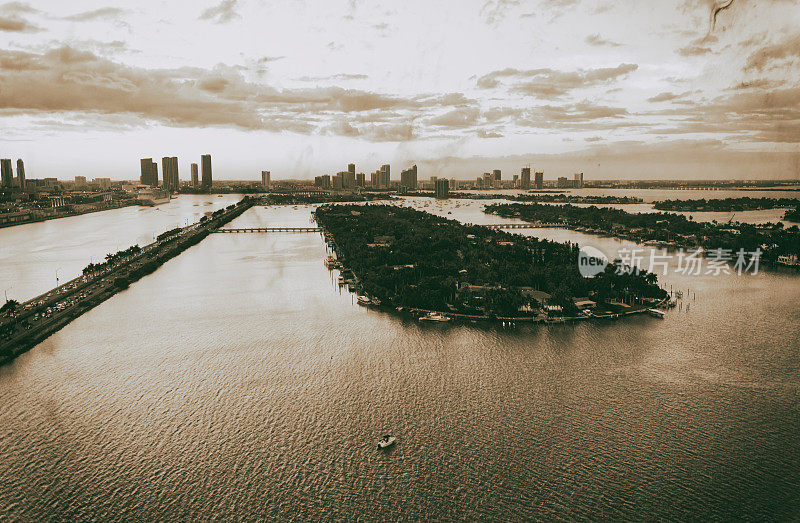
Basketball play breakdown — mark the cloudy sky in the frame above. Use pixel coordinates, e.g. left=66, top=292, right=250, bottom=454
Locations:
left=1, top=0, right=798, bottom=181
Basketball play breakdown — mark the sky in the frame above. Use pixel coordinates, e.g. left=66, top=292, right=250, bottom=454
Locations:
left=0, top=0, right=799, bottom=181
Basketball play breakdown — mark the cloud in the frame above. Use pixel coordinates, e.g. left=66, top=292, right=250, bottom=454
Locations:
left=428, top=107, right=481, bottom=128
left=585, top=33, right=621, bottom=47
left=647, top=92, right=689, bottom=103
left=0, top=1, right=39, bottom=32
left=477, top=129, right=503, bottom=138
left=297, top=73, right=368, bottom=82
left=0, top=45, right=473, bottom=140
left=478, top=63, right=638, bottom=98
left=63, top=7, right=127, bottom=22
left=745, top=32, right=800, bottom=71
left=199, top=0, right=239, bottom=23
left=677, top=44, right=714, bottom=56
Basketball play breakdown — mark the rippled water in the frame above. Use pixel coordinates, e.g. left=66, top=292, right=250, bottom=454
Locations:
left=1, top=197, right=799, bottom=520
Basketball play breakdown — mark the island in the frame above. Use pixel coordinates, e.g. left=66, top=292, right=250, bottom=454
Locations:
left=484, top=202, right=800, bottom=264
left=314, top=204, right=667, bottom=322
left=784, top=206, right=800, bottom=223
left=653, top=197, right=800, bottom=212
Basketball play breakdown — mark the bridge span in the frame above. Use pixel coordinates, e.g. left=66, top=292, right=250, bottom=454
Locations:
left=213, top=227, right=322, bottom=233
left=484, top=223, right=564, bottom=229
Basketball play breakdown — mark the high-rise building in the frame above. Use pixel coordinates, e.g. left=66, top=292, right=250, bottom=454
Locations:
left=16, top=159, right=25, bottom=189
left=332, top=173, right=343, bottom=190
left=95, top=178, right=111, bottom=190
left=435, top=178, right=449, bottom=199
left=557, top=176, right=570, bottom=188
left=356, top=172, right=365, bottom=187
left=482, top=172, right=492, bottom=189
left=75, top=176, right=87, bottom=186
left=534, top=171, right=544, bottom=190
left=348, top=163, right=355, bottom=177
left=493, top=169, right=501, bottom=188
left=380, top=164, right=390, bottom=188
left=162, top=156, right=179, bottom=192
left=574, top=172, right=584, bottom=189
left=1, top=159, right=13, bottom=188
left=521, top=167, right=531, bottom=189
left=140, top=158, right=158, bottom=187
left=201, top=154, right=212, bottom=188
left=513, top=174, right=519, bottom=187
left=340, top=170, right=355, bottom=189
left=262, top=170, right=271, bottom=190
left=400, top=164, right=417, bottom=190
left=190, top=163, right=199, bottom=187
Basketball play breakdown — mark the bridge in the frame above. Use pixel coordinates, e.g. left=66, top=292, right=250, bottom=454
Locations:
left=212, top=227, right=322, bottom=233
left=484, top=223, right=564, bottom=229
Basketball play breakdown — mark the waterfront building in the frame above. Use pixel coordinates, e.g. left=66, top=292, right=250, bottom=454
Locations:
left=140, top=158, right=158, bottom=187
left=482, top=172, right=492, bottom=189
left=162, top=156, right=179, bottom=192
left=535, top=171, right=544, bottom=190
left=1, top=159, right=13, bottom=188
left=190, top=163, right=199, bottom=187
left=16, top=159, right=25, bottom=189
left=435, top=178, right=450, bottom=199
left=521, top=167, right=531, bottom=189
left=400, top=164, right=418, bottom=190
left=380, top=164, right=390, bottom=188
left=262, top=170, right=271, bottom=190
left=513, top=174, right=519, bottom=187
left=574, top=172, right=584, bottom=189
left=74, top=176, right=87, bottom=186
left=493, top=169, right=501, bottom=187
left=201, top=154, right=212, bottom=188
left=557, top=176, right=570, bottom=188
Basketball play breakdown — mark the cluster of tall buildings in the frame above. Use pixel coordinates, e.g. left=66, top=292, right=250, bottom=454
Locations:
left=557, top=173, right=584, bottom=189
left=370, top=164, right=390, bottom=189
left=1, top=159, right=26, bottom=189
left=140, top=154, right=212, bottom=191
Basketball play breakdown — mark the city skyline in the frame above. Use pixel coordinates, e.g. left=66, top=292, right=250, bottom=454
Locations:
left=0, top=0, right=798, bottom=181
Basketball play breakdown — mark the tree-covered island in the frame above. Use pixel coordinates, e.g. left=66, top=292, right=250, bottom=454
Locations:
left=653, top=197, right=800, bottom=212
left=315, top=204, right=666, bottom=320
left=485, top=203, right=800, bottom=264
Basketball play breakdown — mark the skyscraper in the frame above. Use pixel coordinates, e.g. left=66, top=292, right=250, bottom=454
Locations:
left=348, top=163, right=355, bottom=177
left=162, top=156, right=179, bottom=192
left=16, top=159, right=25, bottom=189
left=482, top=172, right=492, bottom=189
left=201, top=154, right=212, bottom=188
left=140, top=158, right=158, bottom=187
left=1, top=159, right=13, bottom=188
left=534, top=171, right=544, bottom=190
left=435, top=178, right=449, bottom=199
left=493, top=169, right=501, bottom=188
left=521, top=167, right=531, bottom=189
left=574, top=172, right=584, bottom=189
left=262, top=170, right=271, bottom=190
left=356, top=172, right=365, bottom=187
left=400, top=164, right=417, bottom=190
left=191, top=163, right=199, bottom=187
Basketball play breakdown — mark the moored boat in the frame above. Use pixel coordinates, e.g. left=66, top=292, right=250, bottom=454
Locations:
left=648, top=308, right=666, bottom=318
left=356, top=295, right=371, bottom=306
left=419, top=312, right=450, bottom=322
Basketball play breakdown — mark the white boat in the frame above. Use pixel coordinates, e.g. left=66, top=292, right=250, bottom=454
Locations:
left=419, top=312, right=450, bottom=322
left=378, top=435, right=396, bottom=449
left=648, top=308, right=666, bottom=318
left=356, top=295, right=371, bottom=306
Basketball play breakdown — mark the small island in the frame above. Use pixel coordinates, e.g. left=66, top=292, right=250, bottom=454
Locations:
left=485, top=202, right=800, bottom=264
left=653, top=197, right=800, bottom=212
left=784, top=206, right=800, bottom=223
left=314, top=204, right=666, bottom=322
